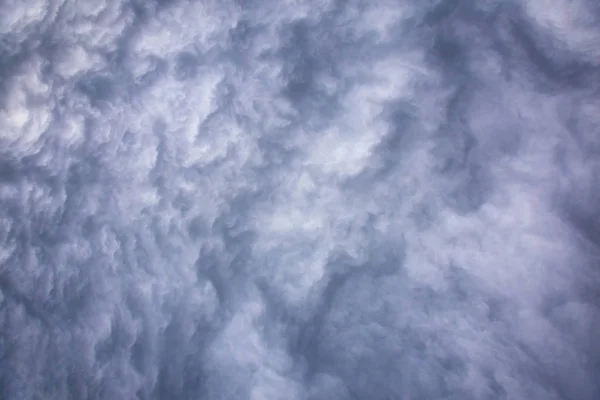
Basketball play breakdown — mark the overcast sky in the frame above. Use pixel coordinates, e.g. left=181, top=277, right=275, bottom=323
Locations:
left=1, top=0, right=599, bottom=399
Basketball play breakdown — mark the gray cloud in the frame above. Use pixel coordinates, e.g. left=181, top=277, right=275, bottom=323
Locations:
left=0, top=0, right=599, bottom=399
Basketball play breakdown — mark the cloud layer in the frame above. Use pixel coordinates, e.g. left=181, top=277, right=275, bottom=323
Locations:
left=1, top=0, right=599, bottom=399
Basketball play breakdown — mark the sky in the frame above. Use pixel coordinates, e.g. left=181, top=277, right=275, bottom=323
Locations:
left=0, top=0, right=599, bottom=399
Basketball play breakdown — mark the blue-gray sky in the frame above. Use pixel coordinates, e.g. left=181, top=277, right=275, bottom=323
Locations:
left=1, top=0, right=599, bottom=399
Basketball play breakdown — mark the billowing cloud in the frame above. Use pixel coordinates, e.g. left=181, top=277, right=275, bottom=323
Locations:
left=0, top=0, right=599, bottom=399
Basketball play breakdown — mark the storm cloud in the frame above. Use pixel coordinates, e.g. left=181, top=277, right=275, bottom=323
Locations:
left=1, top=0, right=599, bottom=399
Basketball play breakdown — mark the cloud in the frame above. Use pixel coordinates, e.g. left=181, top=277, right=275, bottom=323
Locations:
left=0, top=0, right=599, bottom=399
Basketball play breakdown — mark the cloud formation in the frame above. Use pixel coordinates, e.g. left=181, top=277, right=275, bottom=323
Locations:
left=1, top=0, right=599, bottom=399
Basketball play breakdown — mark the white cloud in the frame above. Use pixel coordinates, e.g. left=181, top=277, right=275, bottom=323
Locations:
left=0, top=0, right=599, bottom=399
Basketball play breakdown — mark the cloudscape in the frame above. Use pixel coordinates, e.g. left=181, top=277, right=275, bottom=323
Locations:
left=1, top=0, right=599, bottom=399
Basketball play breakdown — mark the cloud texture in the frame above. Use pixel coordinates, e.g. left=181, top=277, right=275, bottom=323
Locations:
left=1, top=0, right=599, bottom=399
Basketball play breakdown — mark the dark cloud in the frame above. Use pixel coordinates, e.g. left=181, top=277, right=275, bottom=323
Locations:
left=0, top=0, right=599, bottom=399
